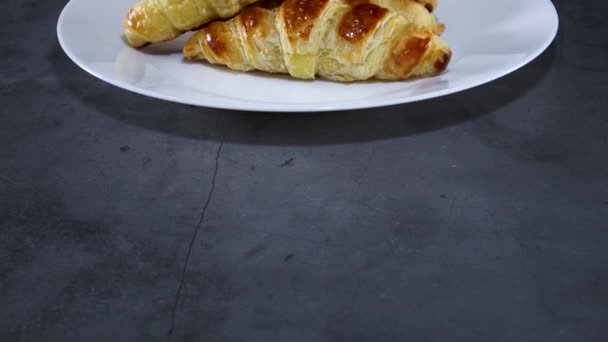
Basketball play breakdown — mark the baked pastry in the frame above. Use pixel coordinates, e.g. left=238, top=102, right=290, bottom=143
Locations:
left=123, top=0, right=262, bottom=48
left=415, top=0, right=438, bottom=12
left=372, top=0, right=444, bottom=34
left=183, top=0, right=451, bottom=81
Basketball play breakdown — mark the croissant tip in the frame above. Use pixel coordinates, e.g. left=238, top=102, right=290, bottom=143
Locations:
left=182, top=44, right=198, bottom=59
left=434, top=49, right=452, bottom=73
left=123, top=31, right=148, bottom=48
left=434, top=23, right=445, bottom=35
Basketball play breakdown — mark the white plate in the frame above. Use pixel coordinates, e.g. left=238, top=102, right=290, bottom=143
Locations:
left=57, top=0, right=558, bottom=112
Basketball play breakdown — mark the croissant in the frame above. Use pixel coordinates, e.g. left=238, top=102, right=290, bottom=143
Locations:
left=183, top=0, right=451, bottom=82
left=123, top=0, right=262, bottom=48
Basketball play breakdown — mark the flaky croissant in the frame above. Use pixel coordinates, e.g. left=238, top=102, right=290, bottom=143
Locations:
left=123, top=0, right=262, bottom=48
left=183, top=0, right=451, bottom=82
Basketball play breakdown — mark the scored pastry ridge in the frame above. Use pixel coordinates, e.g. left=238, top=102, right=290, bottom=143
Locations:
left=123, top=0, right=262, bottom=48
left=183, top=0, right=451, bottom=82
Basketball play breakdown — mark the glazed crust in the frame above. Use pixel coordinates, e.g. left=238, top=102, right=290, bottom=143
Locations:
left=183, top=0, right=451, bottom=81
left=123, top=0, right=262, bottom=48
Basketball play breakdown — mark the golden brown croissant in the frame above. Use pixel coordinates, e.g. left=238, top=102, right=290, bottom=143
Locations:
left=123, top=0, right=262, bottom=48
left=183, top=0, right=451, bottom=82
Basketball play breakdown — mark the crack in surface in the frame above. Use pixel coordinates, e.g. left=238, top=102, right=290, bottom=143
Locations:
left=166, top=119, right=225, bottom=342
left=277, top=157, right=294, bottom=168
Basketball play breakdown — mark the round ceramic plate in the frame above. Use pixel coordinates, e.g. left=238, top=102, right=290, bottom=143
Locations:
left=57, top=0, right=558, bottom=112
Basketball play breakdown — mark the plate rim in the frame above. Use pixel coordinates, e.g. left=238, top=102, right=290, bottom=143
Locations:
left=56, top=0, right=559, bottom=113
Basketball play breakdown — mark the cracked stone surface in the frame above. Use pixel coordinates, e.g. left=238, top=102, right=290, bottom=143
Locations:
left=2, top=0, right=608, bottom=341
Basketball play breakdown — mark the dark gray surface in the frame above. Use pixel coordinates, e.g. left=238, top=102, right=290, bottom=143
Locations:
left=1, top=1, right=607, bottom=341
